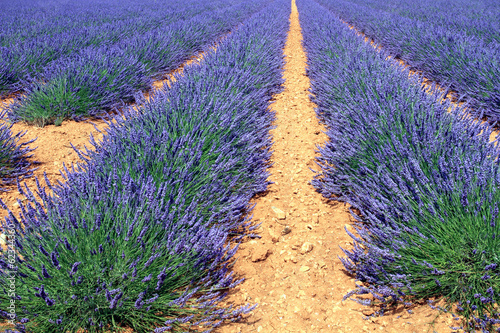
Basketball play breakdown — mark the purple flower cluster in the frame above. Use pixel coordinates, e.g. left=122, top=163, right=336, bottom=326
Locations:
left=0, top=110, right=38, bottom=191
left=299, top=0, right=500, bottom=331
left=0, top=0, right=289, bottom=331
left=313, top=0, right=500, bottom=122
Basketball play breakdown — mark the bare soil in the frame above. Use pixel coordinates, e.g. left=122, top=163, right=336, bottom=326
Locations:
left=0, top=1, right=463, bottom=332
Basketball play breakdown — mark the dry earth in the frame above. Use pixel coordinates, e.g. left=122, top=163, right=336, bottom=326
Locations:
left=0, top=1, right=469, bottom=332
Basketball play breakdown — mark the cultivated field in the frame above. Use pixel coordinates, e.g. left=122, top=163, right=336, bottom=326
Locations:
left=0, top=0, right=499, bottom=332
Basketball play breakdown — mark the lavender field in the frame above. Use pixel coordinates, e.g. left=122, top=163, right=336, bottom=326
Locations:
left=0, top=0, right=499, bottom=332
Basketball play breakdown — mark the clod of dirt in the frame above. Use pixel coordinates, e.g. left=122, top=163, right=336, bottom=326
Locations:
left=251, top=247, right=271, bottom=262
left=268, top=228, right=280, bottom=243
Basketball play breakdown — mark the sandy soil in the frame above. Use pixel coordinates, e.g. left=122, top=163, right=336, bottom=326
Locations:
left=0, top=2, right=462, bottom=332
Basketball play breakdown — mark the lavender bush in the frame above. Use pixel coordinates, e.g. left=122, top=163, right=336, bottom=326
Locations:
left=298, top=0, right=500, bottom=331
left=0, top=111, right=37, bottom=191
left=7, top=47, right=151, bottom=127
left=0, top=0, right=289, bottom=331
left=313, top=0, right=500, bottom=123
left=0, top=48, right=26, bottom=95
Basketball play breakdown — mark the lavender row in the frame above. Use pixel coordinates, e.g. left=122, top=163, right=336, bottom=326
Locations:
left=0, top=0, right=181, bottom=47
left=342, top=0, right=500, bottom=45
left=0, top=0, right=236, bottom=95
left=5, top=0, right=265, bottom=127
left=313, top=0, right=500, bottom=123
left=298, top=0, right=500, bottom=331
left=0, top=0, right=289, bottom=331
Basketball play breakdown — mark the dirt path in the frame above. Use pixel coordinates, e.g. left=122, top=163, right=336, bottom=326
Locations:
left=218, top=1, right=456, bottom=332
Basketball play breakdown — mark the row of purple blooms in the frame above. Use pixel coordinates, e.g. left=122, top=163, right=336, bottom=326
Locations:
left=299, top=0, right=500, bottom=331
left=0, top=111, right=37, bottom=192
left=0, top=0, right=235, bottom=94
left=313, top=0, right=500, bottom=124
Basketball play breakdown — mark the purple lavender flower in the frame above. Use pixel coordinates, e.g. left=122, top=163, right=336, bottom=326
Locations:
left=50, top=252, right=60, bottom=269
left=41, top=265, right=52, bottom=279
left=39, top=245, right=50, bottom=257
left=109, top=292, right=123, bottom=309
left=134, top=292, right=145, bottom=309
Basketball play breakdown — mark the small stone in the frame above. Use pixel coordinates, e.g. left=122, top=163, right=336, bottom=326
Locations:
left=257, top=326, right=263, bottom=332
left=281, top=225, right=292, bottom=235
left=271, top=206, right=286, bottom=220
left=297, top=290, right=307, bottom=298
left=299, top=266, right=310, bottom=272
left=251, top=248, right=270, bottom=262
left=300, top=242, right=314, bottom=254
